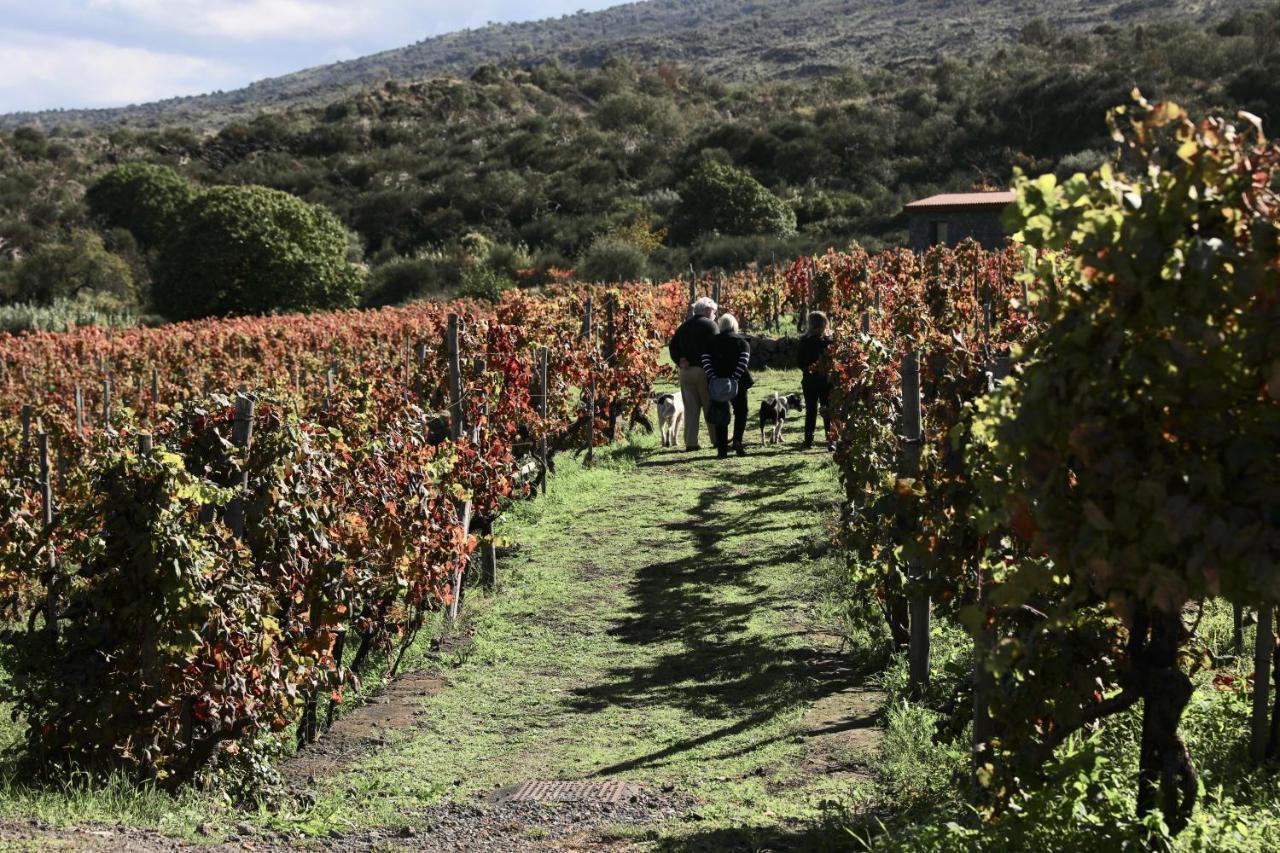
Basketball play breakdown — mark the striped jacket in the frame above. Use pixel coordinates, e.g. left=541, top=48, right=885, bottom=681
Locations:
left=700, top=333, right=753, bottom=390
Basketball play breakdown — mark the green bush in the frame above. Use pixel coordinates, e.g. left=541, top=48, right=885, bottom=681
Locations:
left=362, top=255, right=460, bottom=307
left=578, top=235, right=649, bottom=283
left=13, top=230, right=137, bottom=306
left=154, top=185, right=365, bottom=320
left=85, top=163, right=197, bottom=250
left=456, top=264, right=512, bottom=302
left=691, top=233, right=813, bottom=271
left=674, top=160, right=797, bottom=240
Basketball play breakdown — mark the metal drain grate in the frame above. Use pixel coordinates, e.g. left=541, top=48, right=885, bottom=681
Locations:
left=505, top=780, right=633, bottom=803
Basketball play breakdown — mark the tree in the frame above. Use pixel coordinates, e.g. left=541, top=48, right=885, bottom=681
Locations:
left=13, top=230, right=135, bottom=306
left=154, top=186, right=364, bottom=320
left=1019, top=17, right=1053, bottom=47
left=85, top=163, right=198, bottom=250
left=578, top=235, right=649, bottom=283
left=673, top=160, right=796, bottom=241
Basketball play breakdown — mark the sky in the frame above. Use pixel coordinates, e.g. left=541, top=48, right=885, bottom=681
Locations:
left=0, top=0, right=622, bottom=114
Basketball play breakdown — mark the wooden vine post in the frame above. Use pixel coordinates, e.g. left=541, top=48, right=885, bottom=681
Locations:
left=582, top=298, right=595, bottom=467
left=1252, top=607, right=1274, bottom=762
left=470, top=356, right=498, bottom=593
left=414, top=342, right=428, bottom=399
left=481, top=523, right=498, bottom=591
left=712, top=274, right=722, bottom=308
left=74, top=385, right=84, bottom=437
left=445, top=315, right=471, bottom=624
left=537, top=346, right=550, bottom=497
left=687, top=268, right=697, bottom=317
left=20, top=404, right=31, bottom=460
left=38, top=431, right=57, bottom=648
left=901, top=350, right=929, bottom=698
left=447, top=314, right=464, bottom=441
left=224, top=394, right=255, bottom=540
left=972, top=356, right=1012, bottom=780
left=604, top=294, right=619, bottom=440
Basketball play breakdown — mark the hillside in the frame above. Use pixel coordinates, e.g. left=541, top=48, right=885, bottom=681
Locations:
left=1, top=0, right=1265, bottom=130
left=5, top=4, right=1280, bottom=330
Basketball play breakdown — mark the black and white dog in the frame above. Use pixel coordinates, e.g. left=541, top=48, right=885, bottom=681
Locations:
left=758, top=392, right=803, bottom=445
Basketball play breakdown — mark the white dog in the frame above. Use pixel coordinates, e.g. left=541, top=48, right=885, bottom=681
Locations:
left=655, top=392, right=684, bottom=448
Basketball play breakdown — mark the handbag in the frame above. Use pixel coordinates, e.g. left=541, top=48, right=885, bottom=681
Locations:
left=709, top=376, right=739, bottom=403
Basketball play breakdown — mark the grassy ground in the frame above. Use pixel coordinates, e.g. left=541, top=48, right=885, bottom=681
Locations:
left=279, top=367, right=867, bottom=847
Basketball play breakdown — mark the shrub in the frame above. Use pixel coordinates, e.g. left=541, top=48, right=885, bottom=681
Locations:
left=154, top=185, right=365, bottom=320
left=13, top=230, right=137, bottom=306
left=362, top=255, right=460, bottom=307
left=691, top=233, right=813, bottom=271
left=457, top=265, right=513, bottom=302
left=673, top=160, right=797, bottom=240
left=85, top=163, right=198, bottom=250
left=578, top=235, right=650, bottom=283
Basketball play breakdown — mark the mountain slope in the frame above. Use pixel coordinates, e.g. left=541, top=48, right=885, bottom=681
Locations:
left=2, top=0, right=1264, bottom=129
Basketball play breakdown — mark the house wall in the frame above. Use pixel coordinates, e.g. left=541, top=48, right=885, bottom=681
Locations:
left=907, top=210, right=1007, bottom=252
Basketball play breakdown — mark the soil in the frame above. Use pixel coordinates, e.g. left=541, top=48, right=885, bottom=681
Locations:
left=0, top=791, right=701, bottom=852
left=306, top=791, right=702, bottom=852
left=0, top=821, right=213, bottom=852
left=282, top=670, right=450, bottom=787
left=797, top=685, right=885, bottom=783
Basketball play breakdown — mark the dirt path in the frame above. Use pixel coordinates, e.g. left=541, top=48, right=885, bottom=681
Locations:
left=0, top=385, right=884, bottom=851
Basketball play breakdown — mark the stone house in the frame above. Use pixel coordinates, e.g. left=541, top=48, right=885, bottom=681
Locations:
left=904, top=191, right=1015, bottom=252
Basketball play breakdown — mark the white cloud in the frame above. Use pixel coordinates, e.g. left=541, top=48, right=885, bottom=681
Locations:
left=0, top=31, right=241, bottom=112
left=0, top=0, right=626, bottom=112
left=85, top=0, right=372, bottom=39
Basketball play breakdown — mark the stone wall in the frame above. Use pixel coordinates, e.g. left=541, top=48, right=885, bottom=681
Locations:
left=742, top=334, right=801, bottom=371
left=908, top=210, right=1006, bottom=252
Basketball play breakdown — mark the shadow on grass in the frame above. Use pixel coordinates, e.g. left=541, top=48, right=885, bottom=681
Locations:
left=570, top=453, right=861, bottom=769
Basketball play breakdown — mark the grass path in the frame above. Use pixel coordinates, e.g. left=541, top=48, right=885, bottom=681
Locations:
left=291, top=372, right=884, bottom=849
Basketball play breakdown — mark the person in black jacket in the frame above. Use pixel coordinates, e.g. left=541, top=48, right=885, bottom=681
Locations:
left=700, top=313, right=753, bottom=458
left=668, top=297, right=719, bottom=450
left=798, top=311, right=832, bottom=449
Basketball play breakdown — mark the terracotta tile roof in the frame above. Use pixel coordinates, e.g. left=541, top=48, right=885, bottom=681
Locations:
left=904, top=191, right=1016, bottom=212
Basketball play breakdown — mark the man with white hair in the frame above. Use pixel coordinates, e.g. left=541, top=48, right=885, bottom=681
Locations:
left=667, top=296, right=719, bottom=450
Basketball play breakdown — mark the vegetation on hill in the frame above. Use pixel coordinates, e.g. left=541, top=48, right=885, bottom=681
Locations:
left=2, top=6, right=1280, bottom=323
left=0, top=0, right=1262, bottom=130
